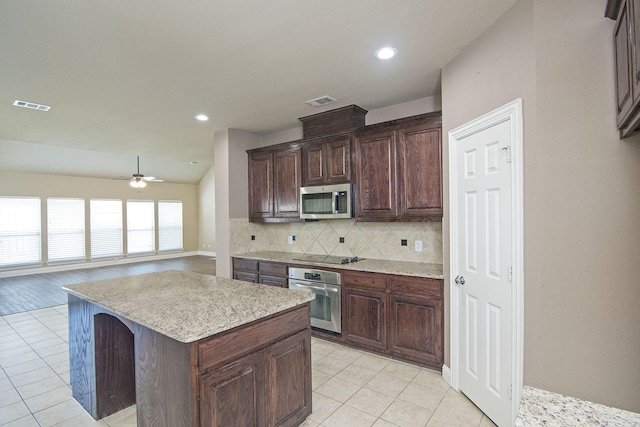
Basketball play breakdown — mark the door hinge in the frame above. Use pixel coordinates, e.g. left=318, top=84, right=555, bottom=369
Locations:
left=508, top=266, right=513, bottom=283
left=501, top=146, right=512, bottom=163
left=508, top=384, right=512, bottom=400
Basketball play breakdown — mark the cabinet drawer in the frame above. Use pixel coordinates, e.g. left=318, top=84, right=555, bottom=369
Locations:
left=259, top=262, right=287, bottom=277
left=259, top=275, right=287, bottom=288
left=234, top=272, right=258, bottom=283
left=388, top=276, right=442, bottom=299
left=198, top=305, right=309, bottom=372
left=343, top=271, right=386, bottom=290
left=234, top=258, right=258, bottom=272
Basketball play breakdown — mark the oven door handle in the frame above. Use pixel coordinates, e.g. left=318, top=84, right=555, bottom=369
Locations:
left=289, top=282, right=338, bottom=296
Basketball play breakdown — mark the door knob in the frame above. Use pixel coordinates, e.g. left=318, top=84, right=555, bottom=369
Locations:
left=455, top=275, right=466, bottom=285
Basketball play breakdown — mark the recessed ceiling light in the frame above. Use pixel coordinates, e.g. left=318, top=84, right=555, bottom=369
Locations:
left=190, top=161, right=198, bottom=165
left=195, top=114, right=209, bottom=121
left=375, top=47, right=398, bottom=60
left=13, top=99, right=51, bottom=111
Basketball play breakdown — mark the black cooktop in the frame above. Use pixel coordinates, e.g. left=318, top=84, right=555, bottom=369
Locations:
left=293, top=254, right=363, bottom=265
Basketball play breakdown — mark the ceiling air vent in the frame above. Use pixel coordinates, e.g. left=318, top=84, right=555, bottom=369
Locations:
left=13, top=100, right=51, bottom=111
left=305, top=96, right=337, bottom=108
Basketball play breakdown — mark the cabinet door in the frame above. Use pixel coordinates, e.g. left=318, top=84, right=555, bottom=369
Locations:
left=274, top=147, right=302, bottom=218
left=302, top=142, right=325, bottom=186
left=615, top=0, right=634, bottom=124
left=397, top=123, right=443, bottom=220
left=632, top=0, right=640, bottom=101
left=248, top=151, right=274, bottom=220
left=354, top=130, right=398, bottom=220
left=264, top=330, right=312, bottom=427
left=343, top=286, right=387, bottom=351
left=325, top=136, right=351, bottom=184
left=388, top=277, right=443, bottom=369
left=199, top=352, right=264, bottom=427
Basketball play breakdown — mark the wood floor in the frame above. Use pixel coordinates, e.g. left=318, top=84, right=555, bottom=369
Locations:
left=0, top=256, right=216, bottom=315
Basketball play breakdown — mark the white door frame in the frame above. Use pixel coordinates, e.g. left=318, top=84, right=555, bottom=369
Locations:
left=448, top=99, right=524, bottom=424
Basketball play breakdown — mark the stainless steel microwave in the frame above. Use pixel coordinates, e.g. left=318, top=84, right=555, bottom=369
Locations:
left=300, top=183, right=352, bottom=219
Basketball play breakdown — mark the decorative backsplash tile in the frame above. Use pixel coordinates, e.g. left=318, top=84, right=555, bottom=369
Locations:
left=230, top=218, right=443, bottom=264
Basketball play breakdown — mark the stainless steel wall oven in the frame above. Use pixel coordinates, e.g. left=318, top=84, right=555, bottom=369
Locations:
left=288, top=267, right=341, bottom=334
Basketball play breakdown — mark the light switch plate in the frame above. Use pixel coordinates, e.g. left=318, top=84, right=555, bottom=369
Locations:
left=415, top=240, right=423, bottom=252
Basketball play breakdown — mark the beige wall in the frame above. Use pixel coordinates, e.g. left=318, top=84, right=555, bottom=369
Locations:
left=198, top=166, right=216, bottom=252
left=0, top=170, right=200, bottom=262
left=442, top=0, right=640, bottom=412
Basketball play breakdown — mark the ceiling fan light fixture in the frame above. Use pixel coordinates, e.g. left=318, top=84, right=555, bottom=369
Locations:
left=130, top=179, right=146, bottom=189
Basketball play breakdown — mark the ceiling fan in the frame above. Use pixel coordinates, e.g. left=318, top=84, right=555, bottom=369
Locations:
left=114, top=156, right=164, bottom=188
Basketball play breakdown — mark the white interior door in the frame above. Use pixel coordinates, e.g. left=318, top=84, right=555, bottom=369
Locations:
left=455, top=119, right=512, bottom=426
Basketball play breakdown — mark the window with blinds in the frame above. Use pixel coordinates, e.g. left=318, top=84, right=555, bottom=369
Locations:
left=47, top=198, right=86, bottom=263
left=127, top=200, right=155, bottom=255
left=158, top=201, right=183, bottom=252
left=0, top=197, right=42, bottom=268
left=90, top=199, right=123, bottom=259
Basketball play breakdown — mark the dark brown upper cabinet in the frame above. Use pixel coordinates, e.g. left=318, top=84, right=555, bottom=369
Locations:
left=248, top=144, right=302, bottom=222
left=354, top=112, right=443, bottom=222
left=607, top=0, right=640, bottom=137
left=302, top=135, right=352, bottom=186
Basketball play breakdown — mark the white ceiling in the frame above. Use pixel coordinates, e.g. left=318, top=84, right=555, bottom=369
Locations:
left=0, top=0, right=517, bottom=184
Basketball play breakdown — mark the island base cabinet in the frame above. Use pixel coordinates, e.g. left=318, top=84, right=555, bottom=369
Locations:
left=265, top=331, right=312, bottom=427
left=200, top=352, right=264, bottom=427
left=199, top=331, right=310, bottom=427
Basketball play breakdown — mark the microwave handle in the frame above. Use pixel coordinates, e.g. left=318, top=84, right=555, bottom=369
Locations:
left=333, top=192, right=339, bottom=214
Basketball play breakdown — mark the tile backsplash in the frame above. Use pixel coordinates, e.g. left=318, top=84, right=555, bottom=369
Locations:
left=230, top=218, right=443, bottom=264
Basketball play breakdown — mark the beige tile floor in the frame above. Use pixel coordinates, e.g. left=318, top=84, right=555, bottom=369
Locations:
left=0, top=305, right=495, bottom=427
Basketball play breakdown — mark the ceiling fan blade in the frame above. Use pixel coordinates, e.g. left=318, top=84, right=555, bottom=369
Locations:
left=112, top=176, right=133, bottom=180
left=145, top=178, right=164, bottom=182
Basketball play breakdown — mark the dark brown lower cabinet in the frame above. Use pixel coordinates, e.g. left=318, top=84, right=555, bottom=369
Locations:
left=200, top=352, right=263, bottom=427
left=200, top=330, right=310, bottom=427
left=342, top=271, right=443, bottom=370
left=343, top=283, right=387, bottom=352
left=233, top=258, right=288, bottom=287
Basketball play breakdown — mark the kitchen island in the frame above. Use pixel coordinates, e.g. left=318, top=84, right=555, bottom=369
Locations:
left=63, top=270, right=314, bottom=427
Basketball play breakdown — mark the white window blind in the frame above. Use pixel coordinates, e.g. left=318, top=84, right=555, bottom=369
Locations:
left=90, top=199, right=123, bottom=259
left=127, top=200, right=155, bottom=255
left=47, top=198, right=86, bottom=263
left=158, top=201, right=183, bottom=252
left=0, top=197, right=42, bottom=268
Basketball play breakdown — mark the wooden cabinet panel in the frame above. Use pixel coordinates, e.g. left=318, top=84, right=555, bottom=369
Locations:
left=234, top=271, right=258, bottom=283
left=302, top=135, right=351, bottom=186
left=259, top=275, right=287, bottom=287
left=265, top=331, right=312, bottom=427
left=259, top=261, right=287, bottom=277
left=199, top=352, right=263, bottom=427
left=615, top=0, right=633, bottom=124
left=343, top=286, right=387, bottom=351
left=248, top=151, right=274, bottom=220
left=397, top=124, right=443, bottom=220
left=354, top=129, right=398, bottom=220
left=388, top=275, right=443, bottom=369
left=274, top=147, right=302, bottom=218
left=389, top=293, right=443, bottom=368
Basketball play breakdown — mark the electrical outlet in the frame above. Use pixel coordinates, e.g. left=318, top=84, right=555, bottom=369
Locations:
left=401, top=239, right=407, bottom=246
left=339, top=237, right=345, bottom=243
left=415, top=240, right=423, bottom=252
left=288, top=235, right=295, bottom=244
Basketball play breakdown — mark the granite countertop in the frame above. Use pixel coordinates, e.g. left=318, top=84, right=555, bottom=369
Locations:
left=63, top=270, right=314, bottom=344
left=232, top=250, right=444, bottom=279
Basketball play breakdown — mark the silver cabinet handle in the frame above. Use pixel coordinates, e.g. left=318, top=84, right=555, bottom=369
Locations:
left=455, top=275, right=466, bottom=285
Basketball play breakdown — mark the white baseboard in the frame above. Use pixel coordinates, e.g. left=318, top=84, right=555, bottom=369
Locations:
left=0, top=251, right=214, bottom=278
left=442, top=364, right=452, bottom=387
left=197, top=251, right=217, bottom=257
